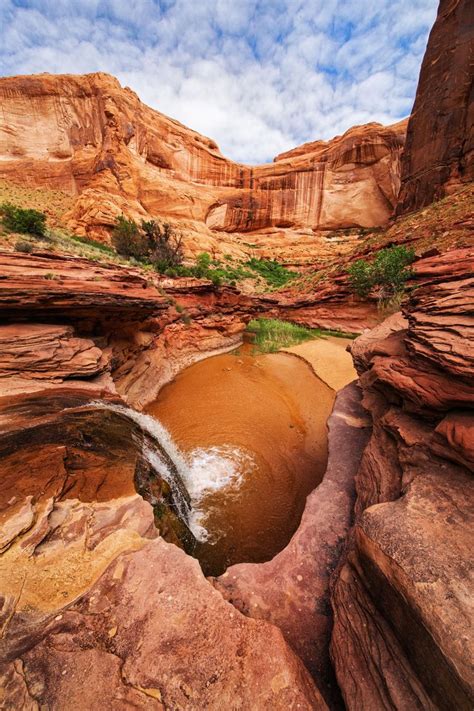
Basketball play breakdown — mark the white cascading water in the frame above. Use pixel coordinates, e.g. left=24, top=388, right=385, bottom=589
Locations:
left=88, top=402, right=251, bottom=542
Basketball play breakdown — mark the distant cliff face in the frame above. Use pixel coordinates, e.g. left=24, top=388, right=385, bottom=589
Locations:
left=0, top=72, right=406, bottom=244
left=397, top=0, right=474, bottom=214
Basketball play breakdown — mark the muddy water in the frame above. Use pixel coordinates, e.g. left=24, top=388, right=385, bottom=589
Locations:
left=146, top=349, right=335, bottom=575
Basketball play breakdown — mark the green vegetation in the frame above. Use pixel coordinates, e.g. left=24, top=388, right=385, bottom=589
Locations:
left=167, top=252, right=252, bottom=285
left=0, top=202, right=47, bottom=237
left=112, top=216, right=184, bottom=271
left=245, top=257, right=298, bottom=287
left=1, top=204, right=298, bottom=291
left=165, top=253, right=298, bottom=288
left=246, top=318, right=355, bottom=354
left=70, top=234, right=116, bottom=254
left=347, top=245, right=416, bottom=302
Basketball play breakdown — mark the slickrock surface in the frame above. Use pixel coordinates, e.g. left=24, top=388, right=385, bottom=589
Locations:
left=0, top=323, right=107, bottom=378
left=1, top=536, right=325, bottom=710
left=397, top=0, right=474, bottom=214
left=0, top=424, right=325, bottom=710
left=216, top=382, right=371, bottom=707
left=0, top=250, right=327, bottom=710
left=330, top=247, right=474, bottom=710
left=0, top=72, right=405, bottom=254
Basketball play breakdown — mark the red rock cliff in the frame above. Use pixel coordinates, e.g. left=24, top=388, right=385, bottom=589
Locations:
left=0, top=73, right=406, bottom=244
left=397, top=0, right=474, bottom=214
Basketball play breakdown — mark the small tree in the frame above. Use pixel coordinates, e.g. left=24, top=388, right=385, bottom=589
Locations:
left=346, top=259, right=373, bottom=298
left=347, top=245, right=415, bottom=303
left=111, top=216, right=184, bottom=271
left=112, top=216, right=148, bottom=259
left=143, top=220, right=184, bottom=272
left=0, top=202, right=46, bottom=237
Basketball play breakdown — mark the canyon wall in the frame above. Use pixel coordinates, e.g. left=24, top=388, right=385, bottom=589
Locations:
left=397, top=0, right=474, bottom=214
left=0, top=72, right=406, bottom=248
left=328, top=5, right=474, bottom=704
left=0, top=250, right=332, bottom=709
left=330, top=248, right=474, bottom=710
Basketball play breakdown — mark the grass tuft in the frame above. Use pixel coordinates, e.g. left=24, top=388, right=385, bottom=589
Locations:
left=246, top=318, right=357, bottom=353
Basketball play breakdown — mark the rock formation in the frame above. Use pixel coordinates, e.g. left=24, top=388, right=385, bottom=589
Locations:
left=397, top=0, right=474, bottom=214
left=0, top=249, right=329, bottom=708
left=330, top=247, right=474, bottom=710
left=0, top=0, right=472, bottom=707
left=215, top=382, right=371, bottom=707
left=0, top=72, right=406, bottom=254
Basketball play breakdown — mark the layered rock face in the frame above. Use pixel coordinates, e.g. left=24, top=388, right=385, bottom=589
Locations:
left=397, top=0, right=474, bottom=213
left=330, top=248, right=474, bottom=710
left=0, top=250, right=329, bottom=708
left=0, top=72, right=406, bottom=250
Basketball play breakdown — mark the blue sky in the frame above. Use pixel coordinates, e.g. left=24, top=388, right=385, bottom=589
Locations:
left=0, top=0, right=439, bottom=163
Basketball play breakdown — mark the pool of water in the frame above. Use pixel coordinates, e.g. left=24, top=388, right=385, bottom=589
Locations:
left=146, top=347, right=335, bottom=575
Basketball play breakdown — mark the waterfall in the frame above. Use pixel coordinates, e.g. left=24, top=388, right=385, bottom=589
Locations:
left=78, top=401, right=253, bottom=545
left=87, top=401, right=209, bottom=541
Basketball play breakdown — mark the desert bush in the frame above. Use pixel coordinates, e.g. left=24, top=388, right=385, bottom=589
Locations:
left=347, top=245, right=415, bottom=302
left=15, top=240, right=34, bottom=253
left=146, top=220, right=184, bottom=272
left=346, top=259, right=373, bottom=298
left=112, top=216, right=184, bottom=271
left=111, top=216, right=148, bottom=260
left=245, top=257, right=298, bottom=287
left=0, top=202, right=47, bottom=237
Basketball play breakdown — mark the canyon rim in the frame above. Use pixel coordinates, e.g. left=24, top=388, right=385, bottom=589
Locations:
left=0, top=0, right=473, bottom=710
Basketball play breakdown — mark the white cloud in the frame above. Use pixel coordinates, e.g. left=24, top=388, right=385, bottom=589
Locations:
left=0, top=0, right=438, bottom=163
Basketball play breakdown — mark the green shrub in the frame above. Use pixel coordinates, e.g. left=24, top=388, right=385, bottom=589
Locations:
left=245, top=257, right=298, bottom=287
left=144, top=220, right=184, bottom=271
left=346, top=259, right=373, bottom=298
left=347, top=246, right=415, bottom=302
left=111, top=216, right=184, bottom=271
left=0, top=202, right=47, bottom=237
left=111, top=216, right=148, bottom=260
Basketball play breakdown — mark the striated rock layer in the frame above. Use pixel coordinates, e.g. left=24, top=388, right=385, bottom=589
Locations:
left=0, top=72, right=406, bottom=252
left=330, top=247, right=474, bottom=710
left=0, top=249, right=327, bottom=708
left=397, top=0, right=474, bottom=214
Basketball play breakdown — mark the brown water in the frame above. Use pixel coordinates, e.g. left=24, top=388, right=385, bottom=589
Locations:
left=146, top=349, right=335, bottom=575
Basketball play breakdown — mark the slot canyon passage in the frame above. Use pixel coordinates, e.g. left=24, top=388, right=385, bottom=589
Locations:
left=0, top=0, right=473, bottom=708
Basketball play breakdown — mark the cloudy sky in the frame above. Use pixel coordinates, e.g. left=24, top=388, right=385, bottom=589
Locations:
left=1, top=0, right=438, bottom=164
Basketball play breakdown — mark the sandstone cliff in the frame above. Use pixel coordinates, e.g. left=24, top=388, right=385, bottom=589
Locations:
left=330, top=247, right=474, bottom=710
left=397, top=0, right=474, bottom=213
left=0, top=250, right=331, bottom=709
left=0, top=72, right=406, bottom=254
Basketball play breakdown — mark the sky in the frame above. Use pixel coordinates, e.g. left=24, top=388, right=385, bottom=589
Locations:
left=0, top=0, right=439, bottom=164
